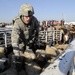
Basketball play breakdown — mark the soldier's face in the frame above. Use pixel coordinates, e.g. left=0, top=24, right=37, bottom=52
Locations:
left=23, top=16, right=31, bottom=24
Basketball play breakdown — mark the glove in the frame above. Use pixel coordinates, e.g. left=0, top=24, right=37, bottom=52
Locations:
left=13, top=49, right=20, bottom=59
left=36, top=41, right=46, bottom=50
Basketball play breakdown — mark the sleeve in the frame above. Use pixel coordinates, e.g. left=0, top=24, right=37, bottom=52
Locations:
left=35, top=19, right=40, bottom=42
left=11, top=22, right=20, bottom=55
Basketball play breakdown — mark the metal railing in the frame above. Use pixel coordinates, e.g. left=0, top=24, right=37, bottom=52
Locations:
left=0, top=28, right=62, bottom=47
left=39, top=30, right=62, bottom=43
left=0, top=28, right=12, bottom=47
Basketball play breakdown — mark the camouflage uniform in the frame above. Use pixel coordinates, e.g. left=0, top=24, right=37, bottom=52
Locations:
left=11, top=16, right=39, bottom=57
left=11, top=4, right=41, bottom=74
left=11, top=4, right=39, bottom=57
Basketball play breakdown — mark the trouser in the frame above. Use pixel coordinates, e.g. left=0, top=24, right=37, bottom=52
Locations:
left=24, top=46, right=41, bottom=75
left=13, top=46, right=36, bottom=70
left=12, top=55, right=25, bottom=72
left=14, top=45, right=41, bottom=75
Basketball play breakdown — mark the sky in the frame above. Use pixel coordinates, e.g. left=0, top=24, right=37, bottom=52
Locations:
left=0, top=0, right=75, bottom=23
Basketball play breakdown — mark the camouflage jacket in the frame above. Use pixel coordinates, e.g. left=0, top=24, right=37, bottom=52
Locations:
left=11, top=16, right=39, bottom=51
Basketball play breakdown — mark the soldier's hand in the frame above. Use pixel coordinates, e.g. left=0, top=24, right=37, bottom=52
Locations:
left=13, top=49, right=20, bottom=59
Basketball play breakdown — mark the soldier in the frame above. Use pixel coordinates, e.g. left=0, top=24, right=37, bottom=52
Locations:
left=11, top=3, right=40, bottom=74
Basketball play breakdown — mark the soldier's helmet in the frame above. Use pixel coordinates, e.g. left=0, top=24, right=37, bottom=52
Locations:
left=18, top=3, right=34, bottom=17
